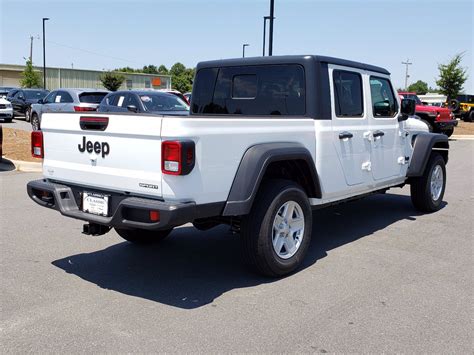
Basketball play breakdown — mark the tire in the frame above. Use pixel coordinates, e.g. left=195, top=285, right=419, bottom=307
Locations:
left=448, top=99, right=460, bottom=112
left=444, top=128, right=454, bottom=137
left=240, top=179, right=312, bottom=277
left=25, top=108, right=31, bottom=122
left=31, top=113, right=40, bottom=131
left=420, top=119, right=433, bottom=132
left=115, top=228, right=173, bottom=244
left=410, top=153, right=446, bottom=213
left=464, top=110, right=473, bottom=122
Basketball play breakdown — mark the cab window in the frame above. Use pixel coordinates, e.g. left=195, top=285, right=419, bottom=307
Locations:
left=192, top=64, right=305, bottom=116
left=370, top=77, right=398, bottom=117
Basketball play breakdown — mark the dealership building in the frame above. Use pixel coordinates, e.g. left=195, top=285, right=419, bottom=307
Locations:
left=0, top=63, right=172, bottom=91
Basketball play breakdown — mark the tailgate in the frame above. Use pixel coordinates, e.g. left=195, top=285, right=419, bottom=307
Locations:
left=41, top=113, right=163, bottom=197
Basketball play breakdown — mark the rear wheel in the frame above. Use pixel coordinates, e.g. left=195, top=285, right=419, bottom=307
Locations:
left=31, top=113, right=40, bottom=131
left=410, top=153, right=446, bottom=212
left=115, top=228, right=173, bottom=244
left=240, top=179, right=312, bottom=277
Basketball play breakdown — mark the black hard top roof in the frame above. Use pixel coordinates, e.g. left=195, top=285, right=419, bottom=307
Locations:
left=197, top=55, right=390, bottom=75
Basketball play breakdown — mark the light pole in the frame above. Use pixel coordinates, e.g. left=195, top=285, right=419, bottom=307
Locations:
left=268, top=0, right=275, bottom=56
left=242, top=43, right=249, bottom=58
left=402, top=59, right=412, bottom=90
left=42, top=17, right=49, bottom=89
left=262, top=16, right=275, bottom=56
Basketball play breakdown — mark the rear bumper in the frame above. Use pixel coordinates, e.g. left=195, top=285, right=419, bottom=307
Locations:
left=27, top=179, right=203, bottom=230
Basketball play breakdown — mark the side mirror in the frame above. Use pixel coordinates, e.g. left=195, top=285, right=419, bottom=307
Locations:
left=127, top=105, right=138, bottom=113
left=399, top=98, right=416, bottom=122
left=38, top=99, right=44, bottom=104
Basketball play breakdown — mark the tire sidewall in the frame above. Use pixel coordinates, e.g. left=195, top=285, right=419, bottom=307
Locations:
left=258, top=185, right=312, bottom=275
left=423, top=155, right=446, bottom=210
left=32, top=114, right=39, bottom=131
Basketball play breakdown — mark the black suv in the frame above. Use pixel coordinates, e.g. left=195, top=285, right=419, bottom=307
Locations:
left=6, top=89, right=49, bottom=120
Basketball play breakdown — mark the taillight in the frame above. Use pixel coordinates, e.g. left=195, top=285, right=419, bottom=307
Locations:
left=74, top=106, right=96, bottom=112
left=161, top=140, right=195, bottom=175
left=31, top=131, right=44, bottom=158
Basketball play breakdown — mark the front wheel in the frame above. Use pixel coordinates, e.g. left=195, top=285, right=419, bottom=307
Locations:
left=25, top=109, right=31, bottom=122
left=240, top=180, right=312, bottom=277
left=420, top=119, right=434, bottom=132
left=464, top=110, right=473, bottom=122
left=410, top=153, right=446, bottom=212
left=115, top=228, right=173, bottom=244
left=444, top=128, right=454, bottom=137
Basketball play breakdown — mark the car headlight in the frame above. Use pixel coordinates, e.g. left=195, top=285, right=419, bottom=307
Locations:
left=6, top=103, right=12, bottom=108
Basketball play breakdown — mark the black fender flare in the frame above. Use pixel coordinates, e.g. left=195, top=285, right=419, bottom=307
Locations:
left=222, top=142, right=321, bottom=216
left=407, top=133, right=449, bottom=177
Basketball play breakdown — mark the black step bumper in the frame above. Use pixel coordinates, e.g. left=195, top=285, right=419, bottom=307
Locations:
left=434, top=119, right=458, bottom=130
left=27, top=179, right=200, bottom=230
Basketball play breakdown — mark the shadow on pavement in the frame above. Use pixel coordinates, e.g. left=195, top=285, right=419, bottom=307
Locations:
left=0, top=158, right=15, bottom=172
left=52, top=193, right=444, bottom=309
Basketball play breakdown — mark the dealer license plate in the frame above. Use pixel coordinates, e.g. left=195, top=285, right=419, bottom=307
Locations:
left=82, top=192, right=109, bottom=216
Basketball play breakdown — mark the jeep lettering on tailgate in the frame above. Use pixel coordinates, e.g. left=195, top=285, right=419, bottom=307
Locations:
left=78, top=136, right=110, bottom=158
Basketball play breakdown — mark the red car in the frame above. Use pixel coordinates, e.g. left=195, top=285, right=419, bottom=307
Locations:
left=399, top=92, right=457, bottom=136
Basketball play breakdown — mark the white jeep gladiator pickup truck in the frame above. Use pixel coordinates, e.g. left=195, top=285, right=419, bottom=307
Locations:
left=27, top=55, right=449, bottom=277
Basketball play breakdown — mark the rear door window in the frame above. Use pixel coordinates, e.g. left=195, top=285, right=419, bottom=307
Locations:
left=56, top=91, right=74, bottom=103
left=333, top=70, right=364, bottom=117
left=192, top=64, right=305, bottom=116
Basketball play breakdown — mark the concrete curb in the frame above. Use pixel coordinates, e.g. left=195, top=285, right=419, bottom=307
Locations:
left=1, top=157, right=42, bottom=172
left=451, top=135, right=474, bottom=140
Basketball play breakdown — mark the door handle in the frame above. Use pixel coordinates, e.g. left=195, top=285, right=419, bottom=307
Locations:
left=339, top=131, right=353, bottom=139
left=373, top=130, right=385, bottom=138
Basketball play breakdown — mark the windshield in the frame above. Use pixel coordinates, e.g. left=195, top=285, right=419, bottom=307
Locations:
left=140, top=94, right=189, bottom=112
left=24, top=90, right=48, bottom=99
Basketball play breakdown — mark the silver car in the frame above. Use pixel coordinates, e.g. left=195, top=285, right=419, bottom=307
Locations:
left=30, top=88, right=109, bottom=130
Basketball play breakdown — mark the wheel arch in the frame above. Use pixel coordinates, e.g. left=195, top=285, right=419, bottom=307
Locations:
left=407, top=133, right=449, bottom=177
left=222, top=142, right=321, bottom=216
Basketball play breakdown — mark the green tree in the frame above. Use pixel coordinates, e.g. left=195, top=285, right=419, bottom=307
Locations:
left=436, top=53, right=468, bottom=100
left=20, top=59, right=42, bottom=88
left=158, top=65, right=169, bottom=75
left=100, top=71, right=125, bottom=91
left=115, top=66, right=137, bottom=73
left=142, top=65, right=158, bottom=74
left=169, top=63, right=194, bottom=92
left=407, top=80, right=429, bottom=95
left=170, top=62, right=186, bottom=77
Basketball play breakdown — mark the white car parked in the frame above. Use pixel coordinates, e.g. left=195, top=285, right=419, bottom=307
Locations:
left=0, top=97, right=13, bottom=122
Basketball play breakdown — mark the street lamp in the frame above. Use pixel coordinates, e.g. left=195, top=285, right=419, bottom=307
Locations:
left=42, top=17, right=49, bottom=89
left=263, top=16, right=269, bottom=56
left=262, top=16, right=275, bottom=56
left=242, top=43, right=249, bottom=58
left=268, top=0, right=275, bottom=56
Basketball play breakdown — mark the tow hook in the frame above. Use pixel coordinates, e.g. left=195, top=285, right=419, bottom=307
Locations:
left=82, top=223, right=111, bottom=236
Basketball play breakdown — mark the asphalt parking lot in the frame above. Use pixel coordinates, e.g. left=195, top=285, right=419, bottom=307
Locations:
left=0, top=140, right=472, bottom=353
left=0, top=116, right=32, bottom=131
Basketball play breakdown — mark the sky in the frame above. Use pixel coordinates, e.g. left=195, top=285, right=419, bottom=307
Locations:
left=1, top=0, right=473, bottom=92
